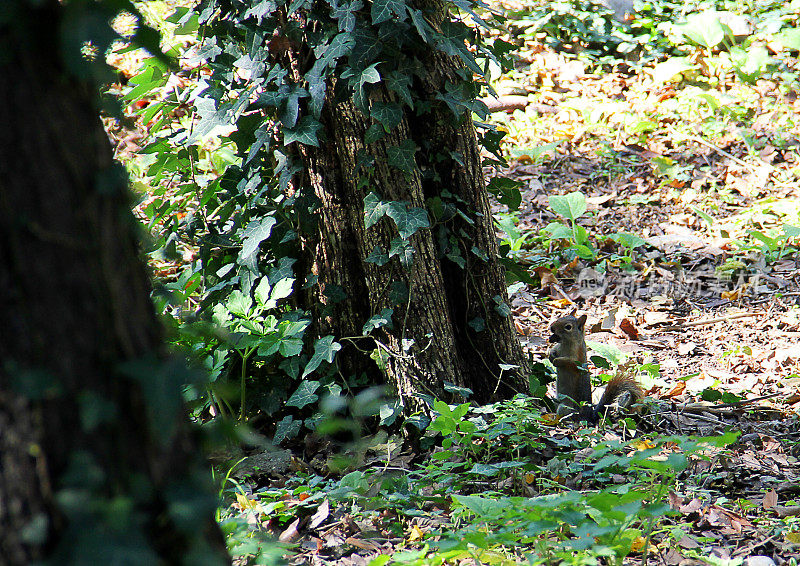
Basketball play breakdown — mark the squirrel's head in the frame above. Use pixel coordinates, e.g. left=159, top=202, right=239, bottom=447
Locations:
left=549, top=314, right=587, bottom=342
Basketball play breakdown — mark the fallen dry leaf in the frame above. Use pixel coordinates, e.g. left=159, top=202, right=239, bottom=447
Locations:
left=620, top=318, right=640, bottom=340
left=309, top=499, right=330, bottom=529
left=668, top=491, right=683, bottom=510
left=407, top=524, right=425, bottom=542
left=279, top=518, right=301, bottom=543
left=345, top=537, right=382, bottom=552
left=666, top=381, right=687, bottom=397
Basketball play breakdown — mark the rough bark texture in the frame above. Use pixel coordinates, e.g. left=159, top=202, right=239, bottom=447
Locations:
left=301, top=0, right=529, bottom=407
left=306, top=85, right=464, bottom=403
left=0, top=4, right=230, bottom=563
left=416, top=48, right=530, bottom=402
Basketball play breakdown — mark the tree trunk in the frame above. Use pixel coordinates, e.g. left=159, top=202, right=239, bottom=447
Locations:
left=0, top=3, right=230, bottom=563
left=301, top=1, right=529, bottom=407
left=417, top=47, right=530, bottom=403
left=306, top=85, right=467, bottom=405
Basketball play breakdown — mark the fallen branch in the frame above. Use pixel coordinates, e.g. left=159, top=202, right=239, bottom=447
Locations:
left=481, top=96, right=559, bottom=114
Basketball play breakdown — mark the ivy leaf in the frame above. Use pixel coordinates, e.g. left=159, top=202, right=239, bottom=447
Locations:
left=348, top=63, right=382, bottom=112
left=371, top=101, right=402, bottom=131
left=471, top=245, right=488, bottom=261
left=371, top=0, right=408, bottom=24
left=363, top=308, right=394, bottom=334
left=268, top=256, right=297, bottom=285
left=352, top=87, right=369, bottom=113
left=284, top=116, right=322, bottom=146
left=307, top=73, right=326, bottom=117
left=270, top=277, right=295, bottom=302
left=487, top=176, right=522, bottom=211
left=449, top=0, right=490, bottom=28
left=364, top=192, right=388, bottom=229
left=364, top=245, right=389, bottom=266
left=364, top=123, right=386, bottom=144
left=493, top=295, right=511, bottom=317
left=386, top=202, right=406, bottom=226
left=379, top=400, right=402, bottom=426
left=442, top=382, right=473, bottom=400
left=360, top=64, right=381, bottom=84
left=279, top=338, right=304, bottom=357
left=389, top=281, right=408, bottom=305
left=286, top=380, right=321, bottom=408
left=332, top=0, right=362, bottom=31
left=349, top=26, right=382, bottom=69
left=279, top=91, right=300, bottom=127
left=388, top=237, right=414, bottom=267
left=387, top=139, right=417, bottom=173
left=407, top=8, right=433, bottom=43
left=189, top=97, right=232, bottom=142
left=274, top=415, right=302, bottom=444
left=436, top=20, right=469, bottom=56
left=320, top=32, right=355, bottom=66
left=240, top=216, right=277, bottom=260
left=227, top=290, right=252, bottom=318
left=192, top=36, right=222, bottom=63
left=303, top=336, right=342, bottom=377
left=437, top=21, right=482, bottom=75
left=244, top=0, right=278, bottom=21
left=446, top=246, right=466, bottom=268
left=244, top=123, right=272, bottom=165
left=386, top=70, right=414, bottom=107
left=387, top=202, right=431, bottom=239
left=287, top=0, right=311, bottom=13
left=403, top=207, right=430, bottom=238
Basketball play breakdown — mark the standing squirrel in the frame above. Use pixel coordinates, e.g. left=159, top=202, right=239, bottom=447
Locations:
left=548, top=312, right=643, bottom=422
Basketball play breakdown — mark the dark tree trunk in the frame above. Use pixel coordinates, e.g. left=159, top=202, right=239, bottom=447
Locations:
left=306, top=86, right=466, bottom=404
left=0, top=4, right=230, bottom=564
left=416, top=47, right=529, bottom=403
left=300, top=0, right=529, bottom=407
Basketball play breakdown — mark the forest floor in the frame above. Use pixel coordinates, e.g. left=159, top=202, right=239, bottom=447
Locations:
left=113, top=2, right=800, bottom=564
left=218, top=39, right=800, bottom=566
left=487, top=17, right=800, bottom=563
left=242, top=16, right=800, bottom=566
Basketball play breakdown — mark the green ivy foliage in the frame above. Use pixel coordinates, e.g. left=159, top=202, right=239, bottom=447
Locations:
left=131, top=0, right=514, bottom=432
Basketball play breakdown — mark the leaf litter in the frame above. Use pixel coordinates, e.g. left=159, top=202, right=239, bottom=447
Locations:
left=106, top=1, right=800, bottom=563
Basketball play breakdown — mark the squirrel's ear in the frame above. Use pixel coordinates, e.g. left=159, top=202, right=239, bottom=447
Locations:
left=569, top=307, right=577, bottom=317
left=577, top=314, right=587, bottom=327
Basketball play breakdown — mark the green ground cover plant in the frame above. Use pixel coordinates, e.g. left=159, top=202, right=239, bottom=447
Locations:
left=100, top=0, right=800, bottom=562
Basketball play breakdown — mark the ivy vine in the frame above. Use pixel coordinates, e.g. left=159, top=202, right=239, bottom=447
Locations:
left=130, top=0, right=519, bottom=434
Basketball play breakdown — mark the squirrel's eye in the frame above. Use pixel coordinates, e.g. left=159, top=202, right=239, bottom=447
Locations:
left=565, top=324, right=572, bottom=330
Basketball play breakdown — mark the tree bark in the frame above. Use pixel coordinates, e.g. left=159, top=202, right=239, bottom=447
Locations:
left=301, top=1, right=529, bottom=407
left=415, top=47, right=530, bottom=402
left=306, top=85, right=465, bottom=406
left=0, top=3, right=230, bottom=563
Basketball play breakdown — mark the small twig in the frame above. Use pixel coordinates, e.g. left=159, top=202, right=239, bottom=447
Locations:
left=732, top=532, right=779, bottom=557
left=678, top=312, right=759, bottom=328
left=551, top=284, right=574, bottom=305
left=669, top=128, right=774, bottom=173
left=715, top=392, right=782, bottom=408
left=672, top=411, right=724, bottom=425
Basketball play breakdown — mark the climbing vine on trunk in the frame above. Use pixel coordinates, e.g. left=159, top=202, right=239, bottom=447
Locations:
left=134, top=0, right=528, bottom=434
